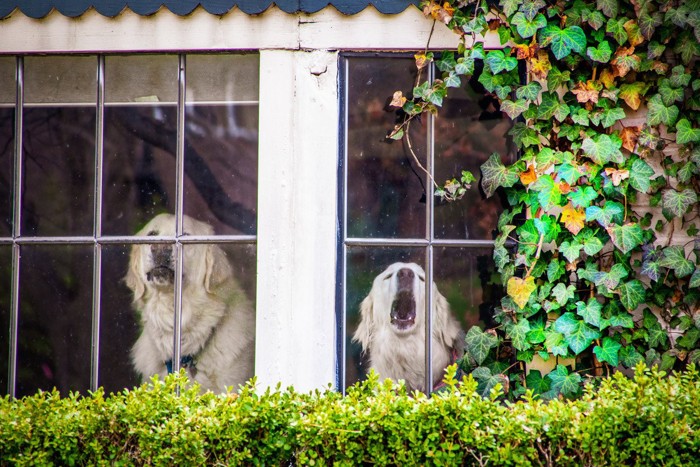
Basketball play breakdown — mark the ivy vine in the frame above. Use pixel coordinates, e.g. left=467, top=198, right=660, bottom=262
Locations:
left=391, top=0, right=700, bottom=399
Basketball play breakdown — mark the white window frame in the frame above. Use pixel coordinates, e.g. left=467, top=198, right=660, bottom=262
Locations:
left=1, top=6, right=507, bottom=393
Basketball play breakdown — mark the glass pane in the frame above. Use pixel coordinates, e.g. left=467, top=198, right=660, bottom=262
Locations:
left=0, top=246, right=10, bottom=395
left=0, top=57, right=14, bottom=236
left=105, top=55, right=178, bottom=104
left=17, top=245, right=93, bottom=397
left=346, top=57, right=427, bottom=239
left=98, top=244, right=140, bottom=394
left=345, top=246, right=425, bottom=390
left=434, top=65, right=516, bottom=240
left=186, top=54, right=259, bottom=102
left=24, top=56, right=96, bottom=104
left=183, top=104, right=258, bottom=235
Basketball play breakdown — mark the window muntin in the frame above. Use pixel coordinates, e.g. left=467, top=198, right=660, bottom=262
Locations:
left=1, top=54, right=259, bottom=397
left=340, top=54, right=514, bottom=392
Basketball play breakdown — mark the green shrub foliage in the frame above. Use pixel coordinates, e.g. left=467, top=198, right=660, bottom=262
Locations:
left=390, top=0, right=700, bottom=399
left=1, top=367, right=699, bottom=466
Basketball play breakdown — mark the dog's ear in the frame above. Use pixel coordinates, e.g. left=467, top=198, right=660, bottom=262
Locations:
left=352, top=292, right=374, bottom=349
left=204, top=244, right=233, bottom=293
left=433, top=285, right=461, bottom=350
left=125, top=246, right=146, bottom=302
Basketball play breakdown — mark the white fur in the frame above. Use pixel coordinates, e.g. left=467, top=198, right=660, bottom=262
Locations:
left=352, top=262, right=463, bottom=392
left=125, top=213, right=255, bottom=393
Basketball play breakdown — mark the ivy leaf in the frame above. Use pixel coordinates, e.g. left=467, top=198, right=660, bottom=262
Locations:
left=499, top=0, right=519, bottom=17
left=607, top=223, right=644, bottom=254
left=530, top=174, right=562, bottom=211
left=516, top=81, right=543, bottom=101
left=560, top=202, right=586, bottom=235
left=606, top=18, right=627, bottom=45
left=547, top=364, right=582, bottom=398
left=600, top=108, right=626, bottom=128
left=569, top=186, right=599, bottom=208
left=641, top=256, right=660, bottom=282
left=662, top=189, right=698, bottom=218
left=581, top=134, right=623, bottom=165
left=669, top=64, right=692, bottom=88
left=547, top=259, right=566, bottom=282
left=658, top=246, right=694, bottom=278
left=506, top=319, right=532, bottom=351
left=677, top=162, right=697, bottom=184
left=525, top=370, right=551, bottom=394
left=582, top=235, right=604, bottom=256
left=485, top=49, right=518, bottom=74
left=676, top=118, right=700, bottom=145
left=500, top=99, right=530, bottom=119
left=511, top=12, right=547, bottom=38
left=638, top=10, right=662, bottom=39
left=545, top=330, right=570, bottom=357
left=646, top=94, right=679, bottom=126
left=617, top=279, right=646, bottom=311
left=520, top=0, right=546, bottom=21
left=471, top=367, right=505, bottom=398
left=539, top=24, right=587, bottom=60
left=509, top=122, right=541, bottom=147
left=552, top=283, right=576, bottom=306
left=464, top=326, right=499, bottom=366
left=560, top=240, right=583, bottom=263
left=507, top=276, right=536, bottom=309
left=555, top=312, right=601, bottom=354
left=628, top=158, right=655, bottom=194
left=593, top=337, right=622, bottom=366
left=481, top=153, right=519, bottom=198
left=596, top=0, right=618, bottom=18
left=658, top=81, right=685, bottom=106
left=619, top=82, right=647, bottom=110
left=547, top=67, right=571, bottom=90
left=586, top=201, right=624, bottom=227
left=690, top=269, right=700, bottom=288
left=576, top=298, right=603, bottom=327
left=593, top=263, right=628, bottom=290
left=620, top=346, right=645, bottom=367
left=587, top=40, right=612, bottom=62
left=538, top=92, right=563, bottom=120
left=558, top=163, right=586, bottom=186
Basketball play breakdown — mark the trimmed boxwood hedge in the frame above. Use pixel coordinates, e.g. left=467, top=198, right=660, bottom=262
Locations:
left=1, top=365, right=699, bottom=466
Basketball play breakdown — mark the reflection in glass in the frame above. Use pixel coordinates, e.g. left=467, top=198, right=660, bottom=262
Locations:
left=345, top=247, right=425, bottom=389
left=0, top=57, right=14, bottom=237
left=105, top=55, right=178, bottom=104
left=0, top=246, right=10, bottom=395
left=17, top=245, right=93, bottom=397
left=434, top=65, right=516, bottom=240
left=346, top=57, right=427, bottom=239
left=186, top=54, right=259, bottom=103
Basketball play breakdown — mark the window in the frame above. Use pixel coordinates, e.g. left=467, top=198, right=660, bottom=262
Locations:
left=0, top=54, right=259, bottom=397
left=339, top=54, right=516, bottom=392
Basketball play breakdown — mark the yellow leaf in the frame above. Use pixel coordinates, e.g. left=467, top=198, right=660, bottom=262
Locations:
left=560, top=202, right=586, bottom=235
left=571, top=80, right=601, bottom=104
left=599, top=68, right=616, bottom=89
left=620, top=126, right=640, bottom=152
left=530, top=50, right=551, bottom=80
left=520, top=165, right=537, bottom=186
left=507, top=276, right=536, bottom=309
left=389, top=90, right=407, bottom=108
left=605, top=167, right=630, bottom=186
left=415, top=53, right=430, bottom=70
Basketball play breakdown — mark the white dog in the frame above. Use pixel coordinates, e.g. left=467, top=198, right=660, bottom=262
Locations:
left=352, top=262, right=463, bottom=392
left=125, top=213, right=255, bottom=393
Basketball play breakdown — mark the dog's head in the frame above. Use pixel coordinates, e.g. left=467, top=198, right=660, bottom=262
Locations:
left=125, top=213, right=232, bottom=304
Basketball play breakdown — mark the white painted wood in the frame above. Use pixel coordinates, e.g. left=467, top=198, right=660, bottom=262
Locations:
left=0, top=6, right=494, bottom=53
left=256, top=49, right=338, bottom=391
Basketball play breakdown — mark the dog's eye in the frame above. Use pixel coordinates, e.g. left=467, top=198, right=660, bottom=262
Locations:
left=147, top=230, right=158, bottom=236
left=417, top=274, right=425, bottom=282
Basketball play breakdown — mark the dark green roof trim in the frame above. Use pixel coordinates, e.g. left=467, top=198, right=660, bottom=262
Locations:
left=1, top=0, right=418, bottom=19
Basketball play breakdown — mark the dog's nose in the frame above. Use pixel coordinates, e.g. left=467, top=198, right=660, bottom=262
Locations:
left=151, top=244, right=172, bottom=265
left=397, top=268, right=414, bottom=290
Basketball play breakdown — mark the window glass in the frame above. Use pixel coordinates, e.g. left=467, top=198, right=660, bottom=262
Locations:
left=342, top=55, right=512, bottom=393
left=22, top=56, right=96, bottom=237
left=0, top=246, right=10, bottom=395
left=0, top=57, right=13, bottom=237
left=17, top=245, right=93, bottom=397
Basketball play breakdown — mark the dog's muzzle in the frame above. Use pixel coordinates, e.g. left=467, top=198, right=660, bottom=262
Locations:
left=146, top=244, right=175, bottom=286
left=390, top=268, right=417, bottom=330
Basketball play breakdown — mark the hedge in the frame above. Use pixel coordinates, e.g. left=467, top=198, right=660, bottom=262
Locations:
left=1, top=365, right=699, bottom=466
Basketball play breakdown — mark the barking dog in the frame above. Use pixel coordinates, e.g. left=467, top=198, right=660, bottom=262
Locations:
left=352, top=262, right=463, bottom=392
left=125, top=213, right=255, bottom=393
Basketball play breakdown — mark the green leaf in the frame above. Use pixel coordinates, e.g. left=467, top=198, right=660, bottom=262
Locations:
left=555, top=312, right=601, bottom=354
left=582, top=235, right=604, bottom=256
left=619, top=345, right=644, bottom=367
left=576, top=298, right=603, bottom=327
left=596, top=0, right=618, bottom=18
left=642, top=257, right=660, bottom=282
left=593, top=263, right=629, bottom=290
left=471, top=367, right=504, bottom=398
left=525, top=370, right=551, bottom=394
left=558, top=163, right=586, bottom=186
left=530, top=174, right=562, bottom=210
left=539, top=25, right=587, bottom=60
left=677, top=162, right=697, bottom=184
left=662, top=189, right=698, bottom=217
left=587, top=40, right=612, bottom=62
left=511, top=12, right=547, bottom=38
left=593, top=337, right=622, bottom=366
left=547, top=364, right=583, bottom=398
left=669, top=65, right=692, bottom=88
left=600, top=108, right=626, bottom=128
left=506, top=319, right=532, bottom=351
left=545, top=330, right=569, bottom=357
left=676, top=118, right=700, bottom=145
left=552, top=283, right=576, bottom=306
left=658, top=246, right=694, bottom=278
left=509, top=122, right=541, bottom=147
left=646, top=95, right=680, bottom=126
left=464, top=326, right=499, bottom=366
left=500, top=99, right=530, bottom=119
left=691, top=269, right=700, bottom=288
left=516, top=81, right=543, bottom=101
left=607, top=223, right=644, bottom=254
left=485, top=50, right=518, bottom=74
left=520, top=0, right=546, bottom=21
left=538, top=92, right=562, bottom=120
left=568, top=186, right=598, bottom=208
left=560, top=240, right=583, bottom=263
left=547, top=67, right=571, bottom=90
left=581, top=134, right=623, bottom=165
left=659, top=82, right=685, bottom=106
left=480, top=153, right=519, bottom=198
left=617, top=279, right=646, bottom=311
left=628, top=158, right=655, bottom=193
left=606, top=18, right=627, bottom=44
left=547, top=259, right=566, bottom=282
left=586, top=201, right=624, bottom=227
left=499, top=0, right=519, bottom=17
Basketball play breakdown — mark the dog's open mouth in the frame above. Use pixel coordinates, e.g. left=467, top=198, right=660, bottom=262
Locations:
left=147, top=266, right=175, bottom=285
left=390, top=291, right=416, bottom=330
